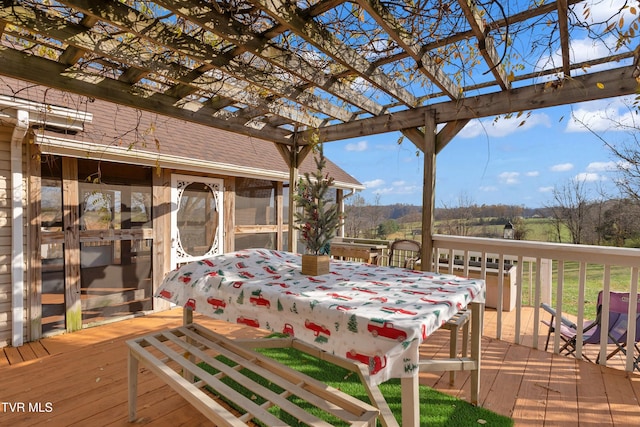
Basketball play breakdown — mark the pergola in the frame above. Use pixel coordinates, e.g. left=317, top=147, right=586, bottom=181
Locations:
left=1, top=0, right=638, bottom=258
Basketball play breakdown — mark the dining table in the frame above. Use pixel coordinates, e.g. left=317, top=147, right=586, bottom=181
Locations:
left=156, top=248, right=486, bottom=427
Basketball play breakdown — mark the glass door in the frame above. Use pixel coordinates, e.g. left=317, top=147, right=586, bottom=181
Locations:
left=171, top=175, right=224, bottom=268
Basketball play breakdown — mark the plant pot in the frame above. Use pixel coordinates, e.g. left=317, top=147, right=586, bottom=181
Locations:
left=301, top=254, right=330, bottom=276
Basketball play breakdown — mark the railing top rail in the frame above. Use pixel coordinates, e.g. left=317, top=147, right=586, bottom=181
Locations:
left=433, top=234, right=640, bottom=267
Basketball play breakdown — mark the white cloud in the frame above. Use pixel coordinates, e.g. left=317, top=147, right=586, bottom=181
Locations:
left=345, top=140, right=368, bottom=152
left=363, top=179, right=384, bottom=188
left=566, top=97, right=638, bottom=133
left=538, top=186, right=554, bottom=193
left=550, top=163, right=574, bottom=172
left=586, top=161, right=617, bottom=172
left=499, top=172, right=520, bottom=184
left=373, top=187, right=394, bottom=195
left=526, top=171, right=540, bottom=177
left=572, top=0, right=636, bottom=25
left=479, top=186, right=498, bottom=192
left=459, top=113, right=551, bottom=138
left=574, top=172, right=604, bottom=182
left=373, top=185, right=419, bottom=196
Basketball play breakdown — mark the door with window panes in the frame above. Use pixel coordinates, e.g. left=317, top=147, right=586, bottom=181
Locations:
left=171, top=175, right=224, bottom=269
left=40, top=157, right=154, bottom=335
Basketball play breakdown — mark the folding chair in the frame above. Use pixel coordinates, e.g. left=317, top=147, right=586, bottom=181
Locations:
left=541, top=291, right=640, bottom=367
left=388, top=239, right=471, bottom=384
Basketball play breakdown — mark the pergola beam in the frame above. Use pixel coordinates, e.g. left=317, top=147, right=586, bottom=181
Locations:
left=51, top=0, right=324, bottom=128
left=0, top=46, right=293, bottom=143
left=153, top=0, right=363, bottom=121
left=318, top=65, right=638, bottom=142
left=253, top=0, right=419, bottom=107
left=458, top=0, right=510, bottom=91
left=356, top=0, right=461, bottom=99
left=556, top=0, right=572, bottom=78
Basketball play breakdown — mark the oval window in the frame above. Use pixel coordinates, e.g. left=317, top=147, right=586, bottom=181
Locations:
left=177, top=182, right=219, bottom=257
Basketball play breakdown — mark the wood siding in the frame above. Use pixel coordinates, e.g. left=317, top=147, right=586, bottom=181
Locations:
left=0, top=125, right=11, bottom=347
left=0, top=124, right=29, bottom=347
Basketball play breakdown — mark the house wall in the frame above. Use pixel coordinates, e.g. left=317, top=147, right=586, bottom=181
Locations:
left=0, top=123, right=30, bottom=347
left=0, top=124, right=12, bottom=347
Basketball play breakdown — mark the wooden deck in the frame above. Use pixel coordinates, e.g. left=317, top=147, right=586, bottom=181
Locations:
left=1, top=307, right=639, bottom=426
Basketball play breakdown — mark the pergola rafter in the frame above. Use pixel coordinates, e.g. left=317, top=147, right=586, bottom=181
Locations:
left=0, top=0, right=636, bottom=148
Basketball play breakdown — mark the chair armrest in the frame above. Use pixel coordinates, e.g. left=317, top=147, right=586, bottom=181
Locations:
left=540, top=303, right=577, bottom=329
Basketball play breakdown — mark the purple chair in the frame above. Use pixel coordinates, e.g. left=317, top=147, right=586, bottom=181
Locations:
left=542, top=291, right=640, bottom=368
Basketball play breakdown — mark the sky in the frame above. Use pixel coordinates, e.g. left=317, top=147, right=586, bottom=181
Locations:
left=323, top=1, right=638, bottom=209
left=324, top=96, right=637, bottom=209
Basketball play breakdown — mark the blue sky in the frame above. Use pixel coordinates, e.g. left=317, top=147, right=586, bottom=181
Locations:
left=324, top=95, right=637, bottom=209
left=323, top=0, right=637, bottom=209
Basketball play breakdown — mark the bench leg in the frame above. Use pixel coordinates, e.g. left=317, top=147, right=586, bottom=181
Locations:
left=448, top=327, right=457, bottom=385
left=128, top=350, right=139, bottom=421
left=462, top=320, right=470, bottom=358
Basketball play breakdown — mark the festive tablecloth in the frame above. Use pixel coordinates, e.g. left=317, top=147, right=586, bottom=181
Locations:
left=156, top=249, right=486, bottom=385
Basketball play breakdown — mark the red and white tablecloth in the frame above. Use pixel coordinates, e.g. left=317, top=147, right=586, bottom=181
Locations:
left=156, top=249, right=486, bottom=385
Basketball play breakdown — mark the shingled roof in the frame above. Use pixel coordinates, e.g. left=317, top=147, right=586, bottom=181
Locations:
left=0, top=77, right=362, bottom=189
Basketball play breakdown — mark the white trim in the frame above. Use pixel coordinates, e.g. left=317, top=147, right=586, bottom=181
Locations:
left=0, top=95, right=92, bottom=132
left=35, top=134, right=365, bottom=190
left=170, top=174, right=224, bottom=269
left=11, top=110, right=28, bottom=347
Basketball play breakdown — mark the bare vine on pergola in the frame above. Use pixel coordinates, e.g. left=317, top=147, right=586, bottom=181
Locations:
left=0, top=0, right=637, bottom=155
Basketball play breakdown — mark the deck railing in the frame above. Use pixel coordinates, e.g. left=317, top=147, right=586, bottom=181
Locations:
left=431, top=234, right=640, bottom=372
left=337, top=235, right=640, bottom=372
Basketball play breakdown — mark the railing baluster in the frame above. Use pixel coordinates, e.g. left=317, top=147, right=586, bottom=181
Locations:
left=496, top=252, right=504, bottom=340
left=533, top=258, right=542, bottom=350
left=626, top=267, right=639, bottom=372
left=599, top=266, right=611, bottom=366
left=574, top=262, right=587, bottom=360
left=553, top=260, right=565, bottom=354
left=515, top=255, right=523, bottom=345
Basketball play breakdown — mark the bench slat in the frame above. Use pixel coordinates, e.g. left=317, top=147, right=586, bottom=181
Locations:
left=127, top=324, right=379, bottom=427
left=158, top=330, right=336, bottom=427
left=128, top=343, right=247, bottom=426
left=184, top=324, right=372, bottom=421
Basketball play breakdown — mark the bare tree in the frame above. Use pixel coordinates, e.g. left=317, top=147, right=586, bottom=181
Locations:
left=546, top=179, right=591, bottom=244
left=344, top=193, right=368, bottom=238
left=438, top=191, right=477, bottom=236
left=511, top=217, right=528, bottom=241
left=571, top=99, right=640, bottom=202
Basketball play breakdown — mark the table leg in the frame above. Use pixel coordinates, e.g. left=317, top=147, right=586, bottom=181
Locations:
left=470, top=301, right=484, bottom=405
left=401, top=374, right=419, bottom=427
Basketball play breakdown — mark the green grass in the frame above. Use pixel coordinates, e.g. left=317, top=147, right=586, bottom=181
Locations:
left=520, top=261, right=633, bottom=319
left=200, top=345, right=513, bottom=427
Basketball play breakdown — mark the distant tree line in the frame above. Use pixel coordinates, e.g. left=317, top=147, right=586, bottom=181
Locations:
left=343, top=192, right=640, bottom=248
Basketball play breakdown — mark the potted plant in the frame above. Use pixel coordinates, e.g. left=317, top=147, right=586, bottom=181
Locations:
left=294, top=145, right=341, bottom=275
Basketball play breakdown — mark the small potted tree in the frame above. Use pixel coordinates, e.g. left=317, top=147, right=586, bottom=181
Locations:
left=294, top=145, right=341, bottom=275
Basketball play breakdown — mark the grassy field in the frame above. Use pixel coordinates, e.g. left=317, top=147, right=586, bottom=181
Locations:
left=520, top=262, right=633, bottom=319
left=390, top=217, right=572, bottom=242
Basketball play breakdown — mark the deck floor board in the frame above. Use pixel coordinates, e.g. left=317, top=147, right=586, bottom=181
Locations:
left=1, top=307, right=639, bottom=426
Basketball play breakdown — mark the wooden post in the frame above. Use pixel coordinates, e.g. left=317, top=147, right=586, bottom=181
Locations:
left=27, top=137, right=42, bottom=341
left=152, top=169, right=171, bottom=311
left=421, top=111, right=436, bottom=271
left=62, top=157, right=82, bottom=332
left=288, top=149, right=299, bottom=254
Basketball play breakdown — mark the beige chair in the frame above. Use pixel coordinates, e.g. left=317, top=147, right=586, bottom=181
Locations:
left=388, top=239, right=421, bottom=269
left=388, top=239, right=470, bottom=384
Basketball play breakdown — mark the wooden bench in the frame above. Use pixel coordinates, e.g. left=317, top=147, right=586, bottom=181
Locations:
left=127, top=323, right=379, bottom=426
